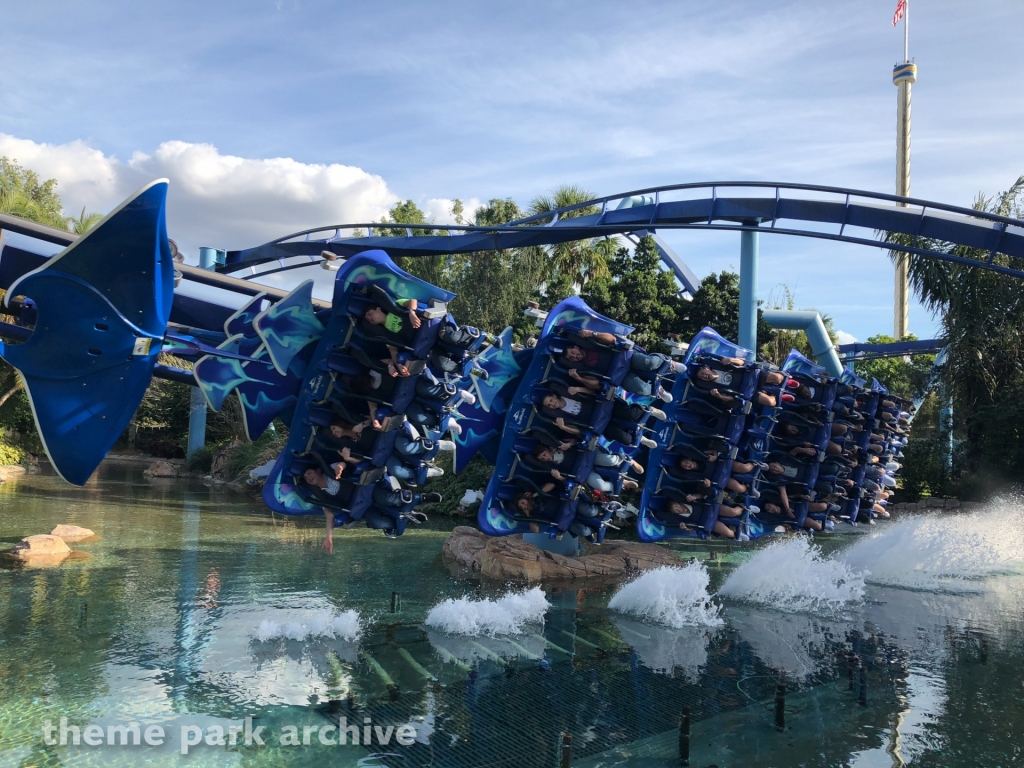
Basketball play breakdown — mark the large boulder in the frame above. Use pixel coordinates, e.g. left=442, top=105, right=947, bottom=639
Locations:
left=442, top=526, right=683, bottom=583
left=50, top=524, right=96, bottom=541
left=144, top=460, right=178, bottom=478
left=10, top=534, right=71, bottom=567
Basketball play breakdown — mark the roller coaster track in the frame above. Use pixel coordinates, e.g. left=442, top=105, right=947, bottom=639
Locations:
left=221, top=181, right=1024, bottom=290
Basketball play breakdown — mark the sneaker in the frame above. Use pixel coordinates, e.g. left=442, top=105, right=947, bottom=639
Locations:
left=622, top=479, right=638, bottom=491
left=458, top=389, right=476, bottom=406
left=649, top=407, right=667, bottom=421
left=437, top=439, right=457, bottom=451
left=639, top=436, right=658, bottom=449
left=781, top=393, right=795, bottom=403
left=426, top=466, right=444, bottom=478
left=656, top=386, right=673, bottom=403
left=448, top=421, right=463, bottom=436
left=669, top=361, right=686, bottom=373
left=470, top=367, right=489, bottom=381
left=422, top=492, right=443, bottom=504
left=785, top=379, right=800, bottom=389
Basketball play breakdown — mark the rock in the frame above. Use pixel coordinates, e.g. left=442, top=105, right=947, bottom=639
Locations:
left=945, top=499, right=961, bottom=509
left=144, top=460, right=178, bottom=478
left=50, top=524, right=96, bottom=541
left=927, top=498, right=946, bottom=508
left=10, top=534, right=71, bottom=567
left=442, top=526, right=683, bottom=583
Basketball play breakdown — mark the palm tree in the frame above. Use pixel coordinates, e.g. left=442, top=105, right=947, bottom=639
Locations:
left=885, top=174, right=1024, bottom=475
left=69, top=207, right=104, bottom=234
left=528, top=184, right=618, bottom=291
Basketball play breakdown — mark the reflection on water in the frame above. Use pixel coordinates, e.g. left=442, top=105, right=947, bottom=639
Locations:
left=1, top=464, right=1023, bottom=767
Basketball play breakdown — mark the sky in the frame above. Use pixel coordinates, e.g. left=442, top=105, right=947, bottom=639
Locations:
left=2, top=0, right=1023, bottom=344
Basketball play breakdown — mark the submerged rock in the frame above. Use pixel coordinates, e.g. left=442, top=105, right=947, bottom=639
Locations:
left=442, top=526, right=683, bottom=583
left=50, top=524, right=96, bottom=541
left=144, top=460, right=179, bottom=478
left=9, top=534, right=72, bottom=567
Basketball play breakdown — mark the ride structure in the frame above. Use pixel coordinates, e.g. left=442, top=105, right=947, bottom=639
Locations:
left=0, top=178, right=1017, bottom=539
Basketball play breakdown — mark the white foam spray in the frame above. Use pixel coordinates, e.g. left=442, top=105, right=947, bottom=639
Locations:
left=841, top=501, right=1024, bottom=591
left=425, top=587, right=551, bottom=637
left=719, top=537, right=865, bottom=613
left=608, top=563, right=723, bottom=628
left=253, top=609, right=363, bottom=642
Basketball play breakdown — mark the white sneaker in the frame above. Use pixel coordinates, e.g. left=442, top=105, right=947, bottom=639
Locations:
left=649, top=407, right=667, bottom=421
left=656, top=386, right=673, bottom=403
left=639, top=436, right=658, bottom=449
left=437, top=440, right=457, bottom=451
left=448, top=421, right=463, bottom=436
left=458, top=389, right=476, bottom=406
left=426, top=466, right=445, bottom=478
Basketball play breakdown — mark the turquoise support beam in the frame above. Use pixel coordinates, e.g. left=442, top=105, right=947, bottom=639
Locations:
left=739, top=228, right=759, bottom=351
left=187, top=248, right=220, bottom=459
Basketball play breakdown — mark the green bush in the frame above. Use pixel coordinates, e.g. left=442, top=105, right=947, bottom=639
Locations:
left=186, top=444, right=216, bottom=473
left=0, top=439, right=25, bottom=465
left=418, top=452, right=494, bottom=517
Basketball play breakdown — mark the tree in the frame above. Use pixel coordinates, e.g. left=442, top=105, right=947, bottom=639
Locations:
left=445, top=199, right=549, bottom=340
left=0, top=157, right=68, bottom=229
left=528, top=185, right=617, bottom=295
left=582, top=234, right=687, bottom=350
left=886, top=173, right=1024, bottom=491
left=675, top=271, right=774, bottom=349
left=852, top=334, right=935, bottom=399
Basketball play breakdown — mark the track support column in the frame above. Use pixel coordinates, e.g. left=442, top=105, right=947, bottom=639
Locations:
left=739, top=227, right=759, bottom=352
left=186, top=248, right=221, bottom=460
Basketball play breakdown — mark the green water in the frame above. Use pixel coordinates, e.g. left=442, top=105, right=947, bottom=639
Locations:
left=1, top=463, right=1022, bottom=767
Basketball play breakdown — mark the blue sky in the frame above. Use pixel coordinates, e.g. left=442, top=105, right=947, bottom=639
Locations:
left=2, top=0, right=1023, bottom=342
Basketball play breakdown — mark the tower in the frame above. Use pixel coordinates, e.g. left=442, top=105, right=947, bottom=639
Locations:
left=892, top=2, right=915, bottom=339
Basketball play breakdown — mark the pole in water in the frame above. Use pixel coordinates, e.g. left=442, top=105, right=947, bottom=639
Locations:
left=775, top=677, right=786, bottom=732
left=391, top=591, right=401, bottom=613
left=560, top=732, right=573, bottom=768
left=848, top=653, right=855, bottom=690
left=679, top=705, right=691, bottom=765
left=858, top=663, right=867, bottom=706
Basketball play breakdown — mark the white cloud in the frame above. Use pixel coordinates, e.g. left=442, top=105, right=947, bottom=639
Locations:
left=422, top=197, right=484, bottom=226
left=835, top=330, right=857, bottom=346
left=0, top=134, right=399, bottom=259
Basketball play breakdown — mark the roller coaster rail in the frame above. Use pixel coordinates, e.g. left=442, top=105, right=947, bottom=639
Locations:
left=219, top=180, right=1024, bottom=286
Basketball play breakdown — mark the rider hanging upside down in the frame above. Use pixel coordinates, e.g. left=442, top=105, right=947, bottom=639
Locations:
left=556, top=329, right=683, bottom=400
left=690, top=356, right=784, bottom=408
left=529, top=444, right=642, bottom=493
left=300, top=464, right=441, bottom=552
left=656, top=492, right=745, bottom=539
left=539, top=383, right=662, bottom=448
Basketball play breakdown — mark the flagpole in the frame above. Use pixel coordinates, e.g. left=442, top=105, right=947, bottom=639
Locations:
left=904, top=0, right=909, bottom=63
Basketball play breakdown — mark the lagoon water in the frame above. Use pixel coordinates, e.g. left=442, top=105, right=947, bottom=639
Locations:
left=1, top=462, right=1022, bottom=767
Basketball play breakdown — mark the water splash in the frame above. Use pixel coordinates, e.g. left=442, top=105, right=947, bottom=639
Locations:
left=841, top=501, right=1024, bottom=592
left=719, top=537, right=864, bottom=613
left=608, top=563, right=723, bottom=628
left=253, top=608, right=363, bottom=642
left=425, top=587, right=550, bottom=636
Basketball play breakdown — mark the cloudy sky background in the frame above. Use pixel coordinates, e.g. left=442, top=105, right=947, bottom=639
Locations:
left=2, top=0, right=1023, bottom=343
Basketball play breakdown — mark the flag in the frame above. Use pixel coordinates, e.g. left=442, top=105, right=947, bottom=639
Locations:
left=892, top=0, right=906, bottom=26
